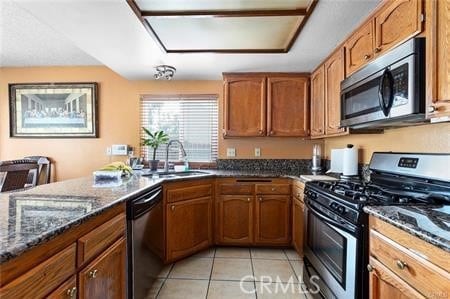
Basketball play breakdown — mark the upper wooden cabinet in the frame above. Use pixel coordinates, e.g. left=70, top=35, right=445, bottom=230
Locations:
left=223, top=75, right=266, bottom=137
left=267, top=76, right=310, bottom=137
left=345, top=21, right=375, bottom=75
left=374, top=0, right=423, bottom=57
left=310, top=66, right=325, bottom=138
left=223, top=73, right=310, bottom=138
left=426, top=0, right=450, bottom=122
left=325, top=49, right=347, bottom=136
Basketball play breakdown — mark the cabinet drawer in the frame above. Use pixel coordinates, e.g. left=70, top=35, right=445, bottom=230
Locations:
left=370, top=229, right=450, bottom=297
left=46, top=275, right=77, bottom=299
left=0, top=244, right=76, bottom=299
left=292, top=184, right=305, bottom=201
left=77, top=213, right=125, bottom=266
left=219, top=184, right=253, bottom=195
left=167, top=184, right=212, bottom=203
left=256, top=184, right=290, bottom=195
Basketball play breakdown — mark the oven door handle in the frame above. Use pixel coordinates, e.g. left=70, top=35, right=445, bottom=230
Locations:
left=306, top=200, right=357, bottom=234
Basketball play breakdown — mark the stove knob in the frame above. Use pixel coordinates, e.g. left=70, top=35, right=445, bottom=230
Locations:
left=330, top=202, right=338, bottom=209
left=337, top=206, right=346, bottom=214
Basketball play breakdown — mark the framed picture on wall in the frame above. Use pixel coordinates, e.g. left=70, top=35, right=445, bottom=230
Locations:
left=9, top=82, right=98, bottom=138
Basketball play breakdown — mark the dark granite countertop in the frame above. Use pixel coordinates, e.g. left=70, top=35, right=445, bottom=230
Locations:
left=364, top=205, right=450, bottom=252
left=0, top=170, right=333, bottom=263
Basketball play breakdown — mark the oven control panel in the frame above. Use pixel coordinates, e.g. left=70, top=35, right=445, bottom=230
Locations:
left=398, top=157, right=419, bottom=168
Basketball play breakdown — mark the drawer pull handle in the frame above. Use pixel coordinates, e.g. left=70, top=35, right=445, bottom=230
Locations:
left=171, top=205, right=175, bottom=211
left=271, top=188, right=276, bottom=191
left=396, top=260, right=408, bottom=270
left=428, top=105, right=437, bottom=113
left=88, top=269, right=98, bottom=279
left=297, top=193, right=301, bottom=198
left=374, top=47, right=381, bottom=53
left=66, top=287, right=77, bottom=298
left=367, top=264, right=374, bottom=272
left=364, top=54, right=371, bottom=60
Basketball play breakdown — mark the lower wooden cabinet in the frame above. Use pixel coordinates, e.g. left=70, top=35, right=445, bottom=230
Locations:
left=292, top=198, right=304, bottom=256
left=47, top=275, right=77, bottom=299
left=79, top=237, right=126, bottom=299
left=166, top=196, right=212, bottom=262
left=255, top=195, right=291, bottom=245
left=217, top=195, right=254, bottom=245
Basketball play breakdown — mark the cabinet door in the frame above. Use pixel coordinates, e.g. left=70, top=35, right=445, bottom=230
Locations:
left=292, top=198, right=304, bottom=256
left=166, top=197, right=212, bottom=262
left=79, top=237, right=126, bottom=299
left=255, top=195, right=291, bottom=245
left=426, top=0, right=450, bottom=121
left=46, top=275, right=77, bottom=299
left=374, top=0, right=423, bottom=56
left=223, top=75, right=266, bottom=137
left=368, top=257, right=426, bottom=299
left=345, top=21, right=374, bottom=75
left=217, top=195, right=253, bottom=245
left=267, top=76, right=309, bottom=137
left=325, top=49, right=347, bottom=136
left=310, top=66, right=325, bottom=138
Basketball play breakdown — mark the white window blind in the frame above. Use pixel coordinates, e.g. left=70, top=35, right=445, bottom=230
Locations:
left=141, top=95, right=218, bottom=163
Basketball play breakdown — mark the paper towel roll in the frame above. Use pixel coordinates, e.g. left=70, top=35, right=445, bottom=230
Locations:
left=343, top=147, right=358, bottom=176
left=327, top=149, right=344, bottom=173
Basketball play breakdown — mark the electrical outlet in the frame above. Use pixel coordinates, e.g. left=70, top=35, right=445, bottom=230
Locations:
left=106, top=147, right=112, bottom=156
left=255, top=148, right=261, bottom=157
left=227, top=148, right=236, bottom=157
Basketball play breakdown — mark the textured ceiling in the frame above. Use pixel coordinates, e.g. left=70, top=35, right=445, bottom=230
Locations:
left=1, top=0, right=381, bottom=80
left=0, top=0, right=100, bottom=67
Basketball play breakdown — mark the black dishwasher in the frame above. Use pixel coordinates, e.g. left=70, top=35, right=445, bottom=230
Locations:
left=127, top=186, right=164, bottom=299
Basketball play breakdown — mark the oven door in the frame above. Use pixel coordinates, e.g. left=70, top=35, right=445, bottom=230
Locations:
left=340, top=54, right=418, bottom=128
left=303, top=200, right=358, bottom=299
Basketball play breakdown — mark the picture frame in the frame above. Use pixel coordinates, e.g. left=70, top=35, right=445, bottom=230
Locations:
left=9, top=82, right=99, bottom=138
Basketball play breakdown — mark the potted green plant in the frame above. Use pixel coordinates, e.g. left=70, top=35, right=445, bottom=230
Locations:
left=142, top=128, right=169, bottom=171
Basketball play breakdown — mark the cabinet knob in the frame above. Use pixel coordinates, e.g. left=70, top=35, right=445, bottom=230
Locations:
left=396, top=260, right=408, bottom=270
left=269, top=130, right=275, bottom=135
left=428, top=105, right=437, bottom=113
left=364, top=54, right=371, bottom=60
left=247, top=198, right=251, bottom=202
left=271, top=187, right=276, bottom=191
left=171, top=205, right=175, bottom=211
left=88, top=269, right=98, bottom=279
left=258, top=130, right=264, bottom=135
left=66, top=287, right=77, bottom=299
left=374, top=47, right=381, bottom=53
left=297, top=193, right=301, bottom=198
left=259, top=197, right=263, bottom=202
left=367, top=264, right=374, bottom=272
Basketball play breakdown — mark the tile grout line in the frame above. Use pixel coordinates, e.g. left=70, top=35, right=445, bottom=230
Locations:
left=249, top=248, right=258, bottom=299
left=205, top=247, right=217, bottom=299
left=155, top=263, right=174, bottom=298
left=285, top=249, right=302, bottom=283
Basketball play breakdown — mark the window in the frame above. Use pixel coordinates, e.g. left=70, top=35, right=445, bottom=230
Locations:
left=141, top=95, right=218, bottom=163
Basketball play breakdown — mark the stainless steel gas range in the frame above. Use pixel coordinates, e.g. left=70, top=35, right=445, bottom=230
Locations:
left=301, top=152, right=450, bottom=299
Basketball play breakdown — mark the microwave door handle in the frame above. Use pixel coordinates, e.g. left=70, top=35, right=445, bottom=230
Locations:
left=378, top=68, right=394, bottom=117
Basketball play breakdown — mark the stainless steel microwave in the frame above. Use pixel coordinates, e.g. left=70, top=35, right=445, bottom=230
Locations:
left=340, top=38, right=425, bottom=129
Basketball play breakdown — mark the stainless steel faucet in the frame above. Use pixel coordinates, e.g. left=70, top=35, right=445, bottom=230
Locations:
left=164, top=140, right=187, bottom=172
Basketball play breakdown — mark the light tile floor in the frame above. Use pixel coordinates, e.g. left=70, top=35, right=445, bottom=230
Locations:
left=149, top=247, right=312, bottom=299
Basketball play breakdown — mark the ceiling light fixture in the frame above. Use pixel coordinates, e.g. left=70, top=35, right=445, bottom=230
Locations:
left=154, top=65, right=176, bottom=80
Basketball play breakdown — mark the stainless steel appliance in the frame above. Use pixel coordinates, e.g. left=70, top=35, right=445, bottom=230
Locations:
left=302, top=152, right=450, bottom=299
left=127, top=186, right=164, bottom=299
left=340, top=38, right=425, bottom=129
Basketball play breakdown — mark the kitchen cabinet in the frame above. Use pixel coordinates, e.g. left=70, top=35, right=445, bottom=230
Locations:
left=79, top=237, right=127, bottom=299
left=425, top=0, right=450, bottom=122
left=217, top=195, right=253, bottom=245
left=223, top=74, right=266, bottom=137
left=164, top=180, right=213, bottom=262
left=223, top=73, right=310, bottom=138
left=374, top=0, right=423, bottom=57
left=367, top=216, right=450, bottom=299
left=310, top=66, right=325, bottom=138
left=255, top=195, right=291, bottom=245
left=0, top=204, right=126, bottom=299
left=166, top=197, right=212, bottom=261
left=325, top=49, right=348, bottom=136
left=292, top=181, right=305, bottom=256
left=267, top=76, right=309, bottom=137
left=345, top=20, right=374, bottom=75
